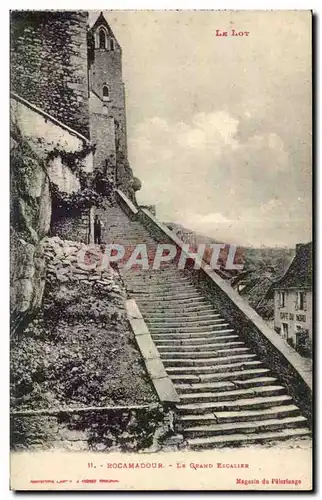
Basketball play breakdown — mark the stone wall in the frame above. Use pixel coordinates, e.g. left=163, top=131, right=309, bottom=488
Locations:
left=89, top=94, right=117, bottom=179
left=50, top=208, right=90, bottom=243
left=11, top=404, right=170, bottom=452
left=10, top=11, right=90, bottom=138
left=89, top=48, right=127, bottom=154
left=193, top=267, right=313, bottom=425
left=10, top=95, right=94, bottom=322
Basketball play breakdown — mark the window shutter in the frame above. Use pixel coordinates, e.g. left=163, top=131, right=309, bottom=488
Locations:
left=303, top=292, right=307, bottom=312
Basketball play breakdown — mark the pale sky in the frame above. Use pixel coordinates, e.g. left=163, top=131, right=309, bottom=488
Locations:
left=90, top=10, right=312, bottom=247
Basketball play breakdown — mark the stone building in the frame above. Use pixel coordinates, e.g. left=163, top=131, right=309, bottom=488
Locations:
left=273, top=242, right=312, bottom=357
left=88, top=12, right=138, bottom=200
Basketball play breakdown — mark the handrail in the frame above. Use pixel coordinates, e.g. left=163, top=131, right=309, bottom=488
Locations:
left=126, top=298, right=180, bottom=404
left=115, top=189, right=138, bottom=219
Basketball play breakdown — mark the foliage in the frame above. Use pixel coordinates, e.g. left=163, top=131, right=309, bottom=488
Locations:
left=51, top=183, right=103, bottom=211
left=10, top=276, right=157, bottom=410
left=47, top=142, right=96, bottom=174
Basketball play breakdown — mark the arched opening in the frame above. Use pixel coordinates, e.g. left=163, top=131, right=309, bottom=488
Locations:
left=103, top=85, right=110, bottom=101
left=110, top=38, right=115, bottom=51
left=99, top=29, right=106, bottom=49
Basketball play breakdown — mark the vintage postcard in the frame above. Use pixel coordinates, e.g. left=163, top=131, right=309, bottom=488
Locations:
left=10, top=9, right=312, bottom=490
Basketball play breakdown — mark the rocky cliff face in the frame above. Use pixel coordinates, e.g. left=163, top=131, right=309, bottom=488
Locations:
left=10, top=96, right=94, bottom=329
left=10, top=132, right=51, bottom=328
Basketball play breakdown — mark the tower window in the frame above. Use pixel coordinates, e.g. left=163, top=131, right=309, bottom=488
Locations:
left=110, top=39, right=115, bottom=51
left=103, top=85, right=110, bottom=101
left=99, top=29, right=107, bottom=49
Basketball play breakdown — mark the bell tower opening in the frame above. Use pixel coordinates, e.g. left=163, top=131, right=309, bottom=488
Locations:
left=99, top=28, right=107, bottom=49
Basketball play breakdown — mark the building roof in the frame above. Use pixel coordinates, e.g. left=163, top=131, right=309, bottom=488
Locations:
left=88, top=11, right=119, bottom=42
left=274, top=242, right=312, bottom=289
left=88, top=11, right=121, bottom=54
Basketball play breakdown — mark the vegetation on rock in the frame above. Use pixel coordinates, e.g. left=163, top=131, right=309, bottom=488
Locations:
left=10, top=237, right=157, bottom=411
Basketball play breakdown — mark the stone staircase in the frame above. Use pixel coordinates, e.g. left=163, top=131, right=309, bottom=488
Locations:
left=98, top=204, right=311, bottom=449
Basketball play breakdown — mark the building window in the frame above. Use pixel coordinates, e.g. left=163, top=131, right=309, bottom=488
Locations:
left=296, top=291, right=306, bottom=311
left=103, top=85, right=110, bottom=101
left=110, top=38, right=115, bottom=51
left=99, top=29, right=107, bottom=49
left=279, top=291, right=286, bottom=308
left=281, top=322, right=289, bottom=339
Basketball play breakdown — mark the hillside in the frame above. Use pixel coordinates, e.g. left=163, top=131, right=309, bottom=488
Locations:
left=166, top=222, right=295, bottom=320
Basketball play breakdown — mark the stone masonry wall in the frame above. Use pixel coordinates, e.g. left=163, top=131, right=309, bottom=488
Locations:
left=11, top=405, right=169, bottom=452
left=11, top=11, right=90, bottom=138
left=89, top=49, right=127, bottom=152
left=89, top=101, right=117, bottom=180
left=51, top=208, right=90, bottom=243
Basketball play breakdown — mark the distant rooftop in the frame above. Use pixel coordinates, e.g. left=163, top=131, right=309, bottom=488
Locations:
left=274, top=242, right=312, bottom=289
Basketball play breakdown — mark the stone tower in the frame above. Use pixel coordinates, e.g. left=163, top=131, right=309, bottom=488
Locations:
left=11, top=11, right=90, bottom=138
left=88, top=12, right=138, bottom=200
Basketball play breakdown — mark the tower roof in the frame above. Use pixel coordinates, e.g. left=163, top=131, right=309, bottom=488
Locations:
left=89, top=11, right=118, bottom=41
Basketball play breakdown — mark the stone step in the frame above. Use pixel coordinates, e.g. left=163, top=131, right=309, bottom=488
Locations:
left=151, top=329, right=234, bottom=340
left=153, top=335, right=240, bottom=345
left=148, top=318, right=226, bottom=328
left=123, top=268, right=184, bottom=277
left=178, top=385, right=285, bottom=403
left=109, top=239, right=156, bottom=245
left=175, top=380, right=236, bottom=393
left=137, top=293, right=207, bottom=302
left=120, top=272, right=185, bottom=280
left=138, top=292, right=205, bottom=302
left=176, top=395, right=293, bottom=414
left=107, top=233, right=155, bottom=238
left=157, top=341, right=244, bottom=352
left=175, top=378, right=277, bottom=394
left=233, top=377, right=278, bottom=388
left=125, top=276, right=189, bottom=285
left=129, top=283, right=197, bottom=292
left=164, top=354, right=258, bottom=368
left=186, top=427, right=311, bottom=449
left=137, top=296, right=208, bottom=306
left=170, top=368, right=270, bottom=384
left=126, top=270, right=191, bottom=278
left=213, top=404, right=302, bottom=423
left=149, top=322, right=229, bottom=334
left=146, top=308, right=217, bottom=319
left=146, top=314, right=222, bottom=325
left=184, top=415, right=308, bottom=438
left=161, top=348, right=250, bottom=359
left=141, top=304, right=215, bottom=315
left=178, top=404, right=301, bottom=426
left=126, top=275, right=191, bottom=284
left=166, top=360, right=263, bottom=375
